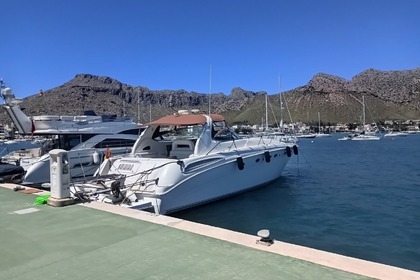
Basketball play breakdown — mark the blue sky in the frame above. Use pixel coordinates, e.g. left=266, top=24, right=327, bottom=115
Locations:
left=1, top=0, right=419, bottom=98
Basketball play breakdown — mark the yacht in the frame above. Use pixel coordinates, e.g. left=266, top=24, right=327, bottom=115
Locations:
left=384, top=131, right=409, bottom=138
left=1, top=83, right=141, bottom=185
left=351, top=134, right=381, bottom=141
left=73, top=110, right=298, bottom=215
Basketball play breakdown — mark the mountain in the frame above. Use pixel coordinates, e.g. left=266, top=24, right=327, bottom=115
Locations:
left=1, top=68, right=420, bottom=127
left=284, top=68, right=420, bottom=124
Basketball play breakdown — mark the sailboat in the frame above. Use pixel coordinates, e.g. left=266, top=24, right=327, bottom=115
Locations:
left=343, top=95, right=380, bottom=141
left=315, top=112, right=331, bottom=137
left=261, top=91, right=297, bottom=143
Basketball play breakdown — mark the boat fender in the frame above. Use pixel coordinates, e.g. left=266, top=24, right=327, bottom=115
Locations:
left=237, top=156, right=245, bottom=170
left=111, top=181, right=121, bottom=198
left=285, top=146, right=292, bottom=157
left=264, top=151, right=271, bottom=162
left=292, top=145, right=298, bottom=155
left=93, top=151, right=100, bottom=164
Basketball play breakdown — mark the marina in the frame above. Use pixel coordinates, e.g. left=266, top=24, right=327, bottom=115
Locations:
left=1, top=83, right=420, bottom=278
left=2, top=1, right=420, bottom=278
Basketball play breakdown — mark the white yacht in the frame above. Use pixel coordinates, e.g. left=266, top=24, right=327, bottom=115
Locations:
left=383, top=131, right=409, bottom=138
left=74, top=110, right=298, bottom=215
left=23, top=134, right=139, bottom=185
left=351, top=131, right=381, bottom=141
left=1, top=83, right=141, bottom=185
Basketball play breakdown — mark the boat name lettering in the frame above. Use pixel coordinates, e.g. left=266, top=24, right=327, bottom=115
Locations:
left=117, top=163, right=134, bottom=171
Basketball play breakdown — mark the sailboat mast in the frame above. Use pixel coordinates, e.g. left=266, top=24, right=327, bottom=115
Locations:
left=209, top=64, right=212, bottom=115
left=279, top=75, right=283, bottom=131
left=318, top=111, right=321, bottom=133
left=265, top=93, right=268, bottom=130
left=362, top=95, right=366, bottom=129
left=137, top=91, right=140, bottom=124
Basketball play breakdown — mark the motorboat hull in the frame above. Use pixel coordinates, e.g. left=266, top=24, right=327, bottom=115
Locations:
left=97, top=145, right=292, bottom=215
left=23, top=146, right=131, bottom=185
left=152, top=149, right=290, bottom=214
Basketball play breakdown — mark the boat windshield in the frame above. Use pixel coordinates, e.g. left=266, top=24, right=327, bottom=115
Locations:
left=212, top=121, right=240, bottom=140
left=153, top=125, right=203, bottom=141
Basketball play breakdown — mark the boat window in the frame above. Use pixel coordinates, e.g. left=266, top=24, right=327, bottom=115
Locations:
left=93, top=138, right=137, bottom=148
left=117, top=128, right=143, bottom=135
left=212, top=122, right=240, bottom=141
left=57, top=134, right=95, bottom=150
left=153, top=125, right=203, bottom=141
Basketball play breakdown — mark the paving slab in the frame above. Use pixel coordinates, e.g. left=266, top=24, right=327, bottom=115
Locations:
left=0, top=184, right=417, bottom=280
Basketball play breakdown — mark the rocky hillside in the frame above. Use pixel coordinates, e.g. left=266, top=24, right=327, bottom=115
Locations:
left=1, top=68, right=420, bottom=127
left=284, top=68, right=420, bottom=124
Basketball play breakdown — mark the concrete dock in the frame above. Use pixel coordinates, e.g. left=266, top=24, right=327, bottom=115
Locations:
left=1, top=184, right=419, bottom=280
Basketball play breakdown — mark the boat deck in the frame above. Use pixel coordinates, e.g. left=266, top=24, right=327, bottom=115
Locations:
left=1, top=184, right=418, bottom=280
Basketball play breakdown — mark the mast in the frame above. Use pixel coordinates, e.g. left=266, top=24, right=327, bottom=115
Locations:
left=265, top=93, right=268, bottom=130
left=278, top=76, right=283, bottom=131
left=209, top=64, right=212, bottom=115
left=362, top=95, right=366, bottom=130
left=318, top=111, right=321, bottom=133
left=137, top=90, right=140, bottom=124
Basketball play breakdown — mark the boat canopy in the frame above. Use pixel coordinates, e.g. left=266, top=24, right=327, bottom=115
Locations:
left=146, top=113, right=224, bottom=126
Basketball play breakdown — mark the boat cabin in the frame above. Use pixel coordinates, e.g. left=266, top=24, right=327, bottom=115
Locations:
left=132, top=111, right=239, bottom=159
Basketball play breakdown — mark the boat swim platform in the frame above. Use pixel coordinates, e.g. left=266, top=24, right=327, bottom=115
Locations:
left=1, top=184, right=418, bottom=280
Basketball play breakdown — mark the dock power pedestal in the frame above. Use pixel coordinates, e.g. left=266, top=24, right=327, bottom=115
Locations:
left=47, top=149, right=74, bottom=207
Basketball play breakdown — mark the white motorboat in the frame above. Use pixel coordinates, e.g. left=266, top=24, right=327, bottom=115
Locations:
left=74, top=110, right=298, bottom=215
left=1, top=140, right=53, bottom=170
left=1, top=87, right=137, bottom=136
left=338, top=134, right=354, bottom=141
left=1, top=83, right=141, bottom=185
left=384, top=131, right=409, bottom=138
left=338, top=132, right=381, bottom=141
left=296, top=133, right=317, bottom=139
left=23, top=133, right=138, bottom=185
left=315, top=133, right=332, bottom=137
left=351, top=133, right=381, bottom=141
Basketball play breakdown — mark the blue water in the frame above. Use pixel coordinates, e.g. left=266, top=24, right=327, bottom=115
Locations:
left=172, top=134, right=420, bottom=272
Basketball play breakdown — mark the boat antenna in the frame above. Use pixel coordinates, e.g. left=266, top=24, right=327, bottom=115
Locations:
left=208, top=64, right=212, bottom=115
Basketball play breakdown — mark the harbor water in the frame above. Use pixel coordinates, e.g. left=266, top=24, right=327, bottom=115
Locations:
left=172, top=133, right=420, bottom=272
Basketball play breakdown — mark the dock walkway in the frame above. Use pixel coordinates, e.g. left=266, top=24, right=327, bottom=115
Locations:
left=1, top=184, right=419, bottom=280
